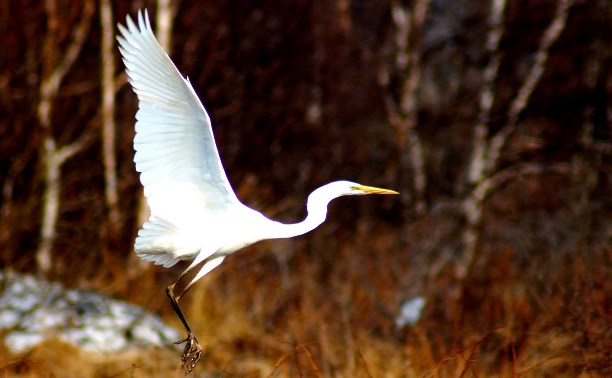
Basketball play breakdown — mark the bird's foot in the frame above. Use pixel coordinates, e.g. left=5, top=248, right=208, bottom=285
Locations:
left=175, top=333, right=203, bottom=373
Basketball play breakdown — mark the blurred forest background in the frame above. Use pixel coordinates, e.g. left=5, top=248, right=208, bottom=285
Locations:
left=0, top=0, right=610, bottom=376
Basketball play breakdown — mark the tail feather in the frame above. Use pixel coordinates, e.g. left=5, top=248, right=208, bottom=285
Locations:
left=134, top=216, right=201, bottom=268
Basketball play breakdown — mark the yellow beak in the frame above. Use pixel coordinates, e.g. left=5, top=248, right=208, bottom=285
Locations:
left=353, top=185, right=399, bottom=195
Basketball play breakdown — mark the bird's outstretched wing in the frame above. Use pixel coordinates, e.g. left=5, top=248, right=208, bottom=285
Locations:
left=117, top=11, right=239, bottom=229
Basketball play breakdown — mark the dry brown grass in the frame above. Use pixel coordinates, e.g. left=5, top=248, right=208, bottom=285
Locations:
left=0, top=338, right=181, bottom=377
left=1, top=222, right=609, bottom=377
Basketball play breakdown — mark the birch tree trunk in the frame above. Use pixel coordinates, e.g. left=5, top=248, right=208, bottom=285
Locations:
left=458, top=0, right=574, bottom=278
left=382, top=0, right=430, bottom=217
left=36, top=1, right=95, bottom=274
left=156, top=0, right=177, bottom=55
left=100, top=0, right=121, bottom=236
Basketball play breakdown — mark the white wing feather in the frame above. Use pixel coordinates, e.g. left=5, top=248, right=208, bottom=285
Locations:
left=117, top=11, right=239, bottom=265
left=117, top=11, right=239, bottom=228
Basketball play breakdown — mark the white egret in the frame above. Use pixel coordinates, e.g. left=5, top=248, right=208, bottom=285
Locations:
left=117, top=10, right=398, bottom=372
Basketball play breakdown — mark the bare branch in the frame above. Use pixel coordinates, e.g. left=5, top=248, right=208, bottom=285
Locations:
left=38, top=1, right=95, bottom=113
left=466, top=0, right=507, bottom=185
left=487, top=0, right=574, bottom=172
left=55, top=132, right=94, bottom=166
left=471, top=162, right=569, bottom=205
left=459, top=162, right=569, bottom=278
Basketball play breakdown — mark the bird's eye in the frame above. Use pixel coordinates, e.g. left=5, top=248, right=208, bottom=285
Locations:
left=350, top=186, right=357, bottom=190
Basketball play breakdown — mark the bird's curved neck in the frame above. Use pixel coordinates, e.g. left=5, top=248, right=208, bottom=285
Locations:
left=266, top=191, right=331, bottom=240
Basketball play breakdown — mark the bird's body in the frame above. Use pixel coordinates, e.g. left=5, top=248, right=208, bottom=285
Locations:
left=117, top=10, right=397, bottom=373
left=135, top=180, right=364, bottom=269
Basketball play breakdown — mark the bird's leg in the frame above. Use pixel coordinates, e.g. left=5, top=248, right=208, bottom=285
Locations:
left=166, top=277, right=194, bottom=336
left=166, top=257, right=226, bottom=373
left=167, top=286, right=202, bottom=373
left=167, top=272, right=203, bottom=373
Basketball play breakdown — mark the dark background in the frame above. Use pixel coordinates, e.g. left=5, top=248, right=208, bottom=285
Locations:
left=0, top=0, right=609, bottom=376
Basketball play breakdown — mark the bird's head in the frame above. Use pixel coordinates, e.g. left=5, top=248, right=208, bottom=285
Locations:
left=316, top=180, right=399, bottom=199
left=302, top=180, right=399, bottom=229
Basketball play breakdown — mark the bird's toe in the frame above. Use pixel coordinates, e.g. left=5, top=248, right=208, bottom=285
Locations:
left=178, top=334, right=203, bottom=373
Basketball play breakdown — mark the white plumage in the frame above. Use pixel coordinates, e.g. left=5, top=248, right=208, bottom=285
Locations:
left=117, top=10, right=397, bottom=372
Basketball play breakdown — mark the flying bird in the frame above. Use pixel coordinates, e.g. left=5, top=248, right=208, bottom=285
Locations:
left=117, top=10, right=398, bottom=372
